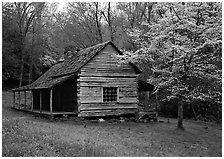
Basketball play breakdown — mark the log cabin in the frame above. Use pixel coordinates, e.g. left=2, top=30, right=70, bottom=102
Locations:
left=12, top=41, right=156, bottom=118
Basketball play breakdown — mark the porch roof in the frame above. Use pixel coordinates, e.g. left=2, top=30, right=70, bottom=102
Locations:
left=12, top=62, right=75, bottom=91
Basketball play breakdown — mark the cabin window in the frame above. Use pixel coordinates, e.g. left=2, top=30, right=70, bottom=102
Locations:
left=102, top=87, right=118, bottom=102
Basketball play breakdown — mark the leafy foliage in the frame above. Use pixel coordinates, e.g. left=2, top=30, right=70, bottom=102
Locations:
left=126, top=2, right=222, bottom=122
left=2, top=2, right=49, bottom=84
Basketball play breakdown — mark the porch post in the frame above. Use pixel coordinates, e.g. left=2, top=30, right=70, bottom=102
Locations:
left=13, top=91, right=15, bottom=108
left=24, top=91, right=27, bottom=110
left=50, top=89, right=53, bottom=119
left=31, top=91, right=33, bottom=111
left=40, top=91, right=42, bottom=114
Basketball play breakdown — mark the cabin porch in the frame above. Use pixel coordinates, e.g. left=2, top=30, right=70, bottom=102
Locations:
left=12, top=77, right=78, bottom=119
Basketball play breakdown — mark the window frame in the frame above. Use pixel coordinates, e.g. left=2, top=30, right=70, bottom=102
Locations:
left=101, top=86, right=119, bottom=103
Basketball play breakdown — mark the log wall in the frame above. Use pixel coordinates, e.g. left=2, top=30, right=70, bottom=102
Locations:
left=78, top=44, right=139, bottom=117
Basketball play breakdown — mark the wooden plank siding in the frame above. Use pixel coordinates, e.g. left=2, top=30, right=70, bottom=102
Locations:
left=78, top=44, right=139, bottom=117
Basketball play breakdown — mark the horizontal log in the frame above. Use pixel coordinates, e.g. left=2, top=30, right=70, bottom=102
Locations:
left=79, top=96, right=137, bottom=102
left=78, top=80, right=136, bottom=85
left=79, top=107, right=137, bottom=111
left=80, top=99, right=137, bottom=104
left=79, top=94, right=101, bottom=99
left=79, top=83, right=137, bottom=89
left=80, top=98, right=102, bottom=103
left=79, top=84, right=137, bottom=89
left=82, top=63, right=131, bottom=68
left=79, top=103, right=137, bottom=110
left=81, top=65, right=133, bottom=69
left=81, top=69, right=135, bottom=73
left=79, top=82, right=137, bottom=88
left=80, top=87, right=101, bottom=96
left=78, top=108, right=137, bottom=117
left=79, top=83, right=137, bottom=87
left=119, top=98, right=137, bottom=103
left=79, top=80, right=137, bottom=84
left=79, top=74, right=138, bottom=77
left=78, top=76, right=137, bottom=81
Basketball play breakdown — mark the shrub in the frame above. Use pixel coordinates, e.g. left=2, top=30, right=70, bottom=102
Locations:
left=158, top=98, right=221, bottom=122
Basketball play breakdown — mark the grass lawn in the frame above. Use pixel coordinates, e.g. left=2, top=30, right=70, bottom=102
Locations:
left=2, top=91, right=222, bottom=157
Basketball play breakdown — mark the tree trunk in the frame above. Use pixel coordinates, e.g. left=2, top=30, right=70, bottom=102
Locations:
left=177, top=99, right=184, bottom=129
left=29, top=20, right=35, bottom=84
left=16, top=3, right=45, bottom=87
left=191, top=104, right=198, bottom=120
left=101, top=2, right=113, bottom=42
left=19, top=30, right=24, bottom=87
left=147, top=3, right=153, bottom=24
left=28, top=61, right=33, bottom=84
left=108, top=3, right=113, bottom=42
left=19, top=60, right=24, bottom=87
left=95, top=2, right=102, bottom=43
left=19, top=45, right=24, bottom=87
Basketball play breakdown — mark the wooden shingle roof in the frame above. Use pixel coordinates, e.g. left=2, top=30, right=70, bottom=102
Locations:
left=12, top=62, right=75, bottom=91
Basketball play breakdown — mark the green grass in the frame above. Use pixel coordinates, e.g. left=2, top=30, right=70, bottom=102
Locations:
left=2, top=91, right=222, bottom=157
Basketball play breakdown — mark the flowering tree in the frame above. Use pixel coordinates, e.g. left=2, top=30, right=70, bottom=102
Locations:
left=125, top=2, right=222, bottom=129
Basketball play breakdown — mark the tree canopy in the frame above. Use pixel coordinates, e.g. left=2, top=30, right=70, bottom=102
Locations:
left=124, top=2, right=222, bottom=126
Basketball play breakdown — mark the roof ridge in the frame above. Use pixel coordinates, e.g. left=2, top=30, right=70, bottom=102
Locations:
left=76, top=41, right=111, bottom=54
